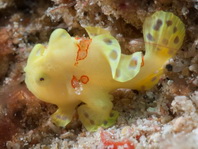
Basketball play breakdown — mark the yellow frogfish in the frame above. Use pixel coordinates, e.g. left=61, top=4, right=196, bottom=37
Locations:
left=24, top=11, right=185, bottom=131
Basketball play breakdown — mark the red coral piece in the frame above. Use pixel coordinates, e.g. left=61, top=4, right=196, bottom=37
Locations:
left=100, top=131, right=135, bottom=149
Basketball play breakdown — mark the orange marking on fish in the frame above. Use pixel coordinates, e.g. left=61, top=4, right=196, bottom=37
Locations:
left=75, top=38, right=92, bottom=65
left=71, top=75, right=89, bottom=88
left=71, top=75, right=80, bottom=88
left=80, top=75, right=89, bottom=84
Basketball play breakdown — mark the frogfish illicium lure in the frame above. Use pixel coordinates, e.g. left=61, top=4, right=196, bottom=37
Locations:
left=24, top=11, right=185, bottom=131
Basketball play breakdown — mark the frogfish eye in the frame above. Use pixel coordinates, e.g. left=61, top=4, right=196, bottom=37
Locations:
left=36, top=73, right=49, bottom=85
left=39, top=77, right=45, bottom=81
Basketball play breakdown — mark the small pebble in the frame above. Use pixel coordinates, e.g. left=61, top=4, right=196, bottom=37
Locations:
left=165, top=64, right=173, bottom=71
